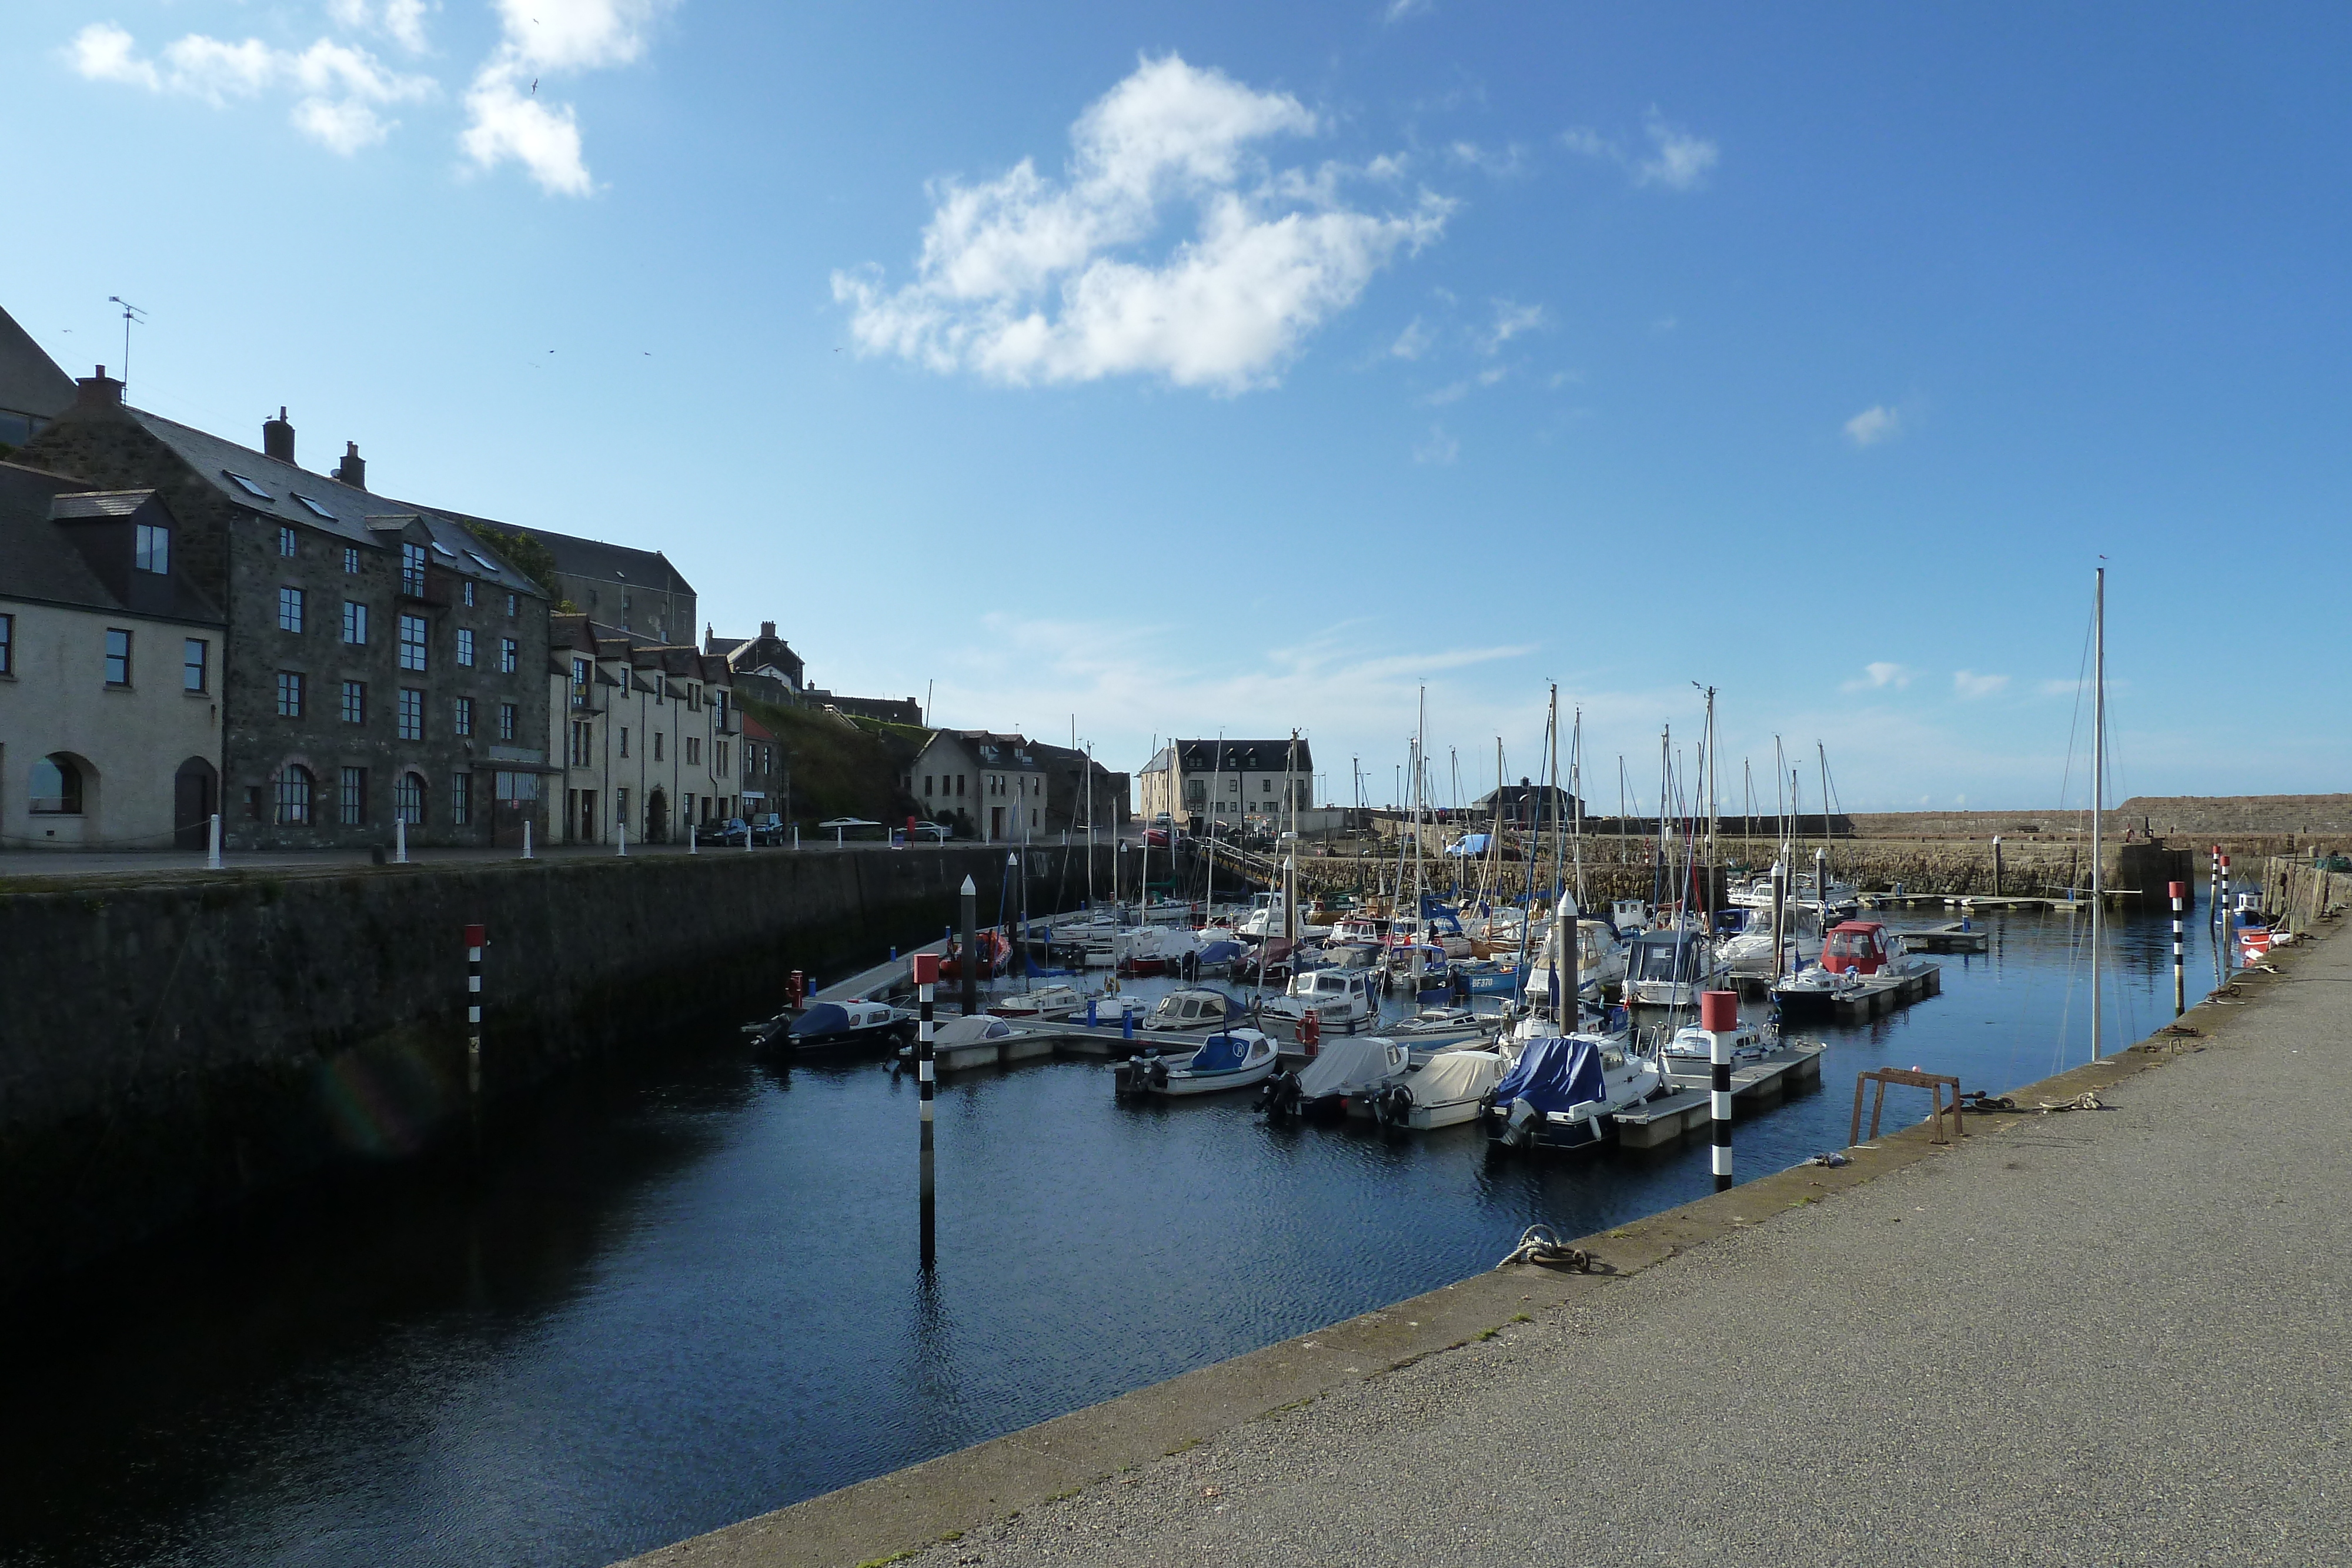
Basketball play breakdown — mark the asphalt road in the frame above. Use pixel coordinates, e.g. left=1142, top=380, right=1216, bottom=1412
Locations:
left=908, top=933, right=2352, bottom=1567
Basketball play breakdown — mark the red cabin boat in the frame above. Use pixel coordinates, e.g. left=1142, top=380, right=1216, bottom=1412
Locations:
left=1820, top=920, right=1894, bottom=976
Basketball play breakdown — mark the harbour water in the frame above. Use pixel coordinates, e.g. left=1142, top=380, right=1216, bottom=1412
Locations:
left=0, top=907, right=2235, bottom=1567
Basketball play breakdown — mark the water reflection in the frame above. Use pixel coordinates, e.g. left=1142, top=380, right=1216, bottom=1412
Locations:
left=0, top=910, right=2230, bottom=1568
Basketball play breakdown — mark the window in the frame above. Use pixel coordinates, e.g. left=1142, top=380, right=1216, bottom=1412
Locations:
left=341, top=681, right=366, bottom=724
left=465, top=550, right=498, bottom=573
left=29, top=754, right=82, bottom=814
left=400, top=541, right=427, bottom=596
left=397, top=613, right=427, bottom=672
left=183, top=638, right=208, bottom=693
left=498, top=702, right=517, bottom=741
left=716, top=742, right=730, bottom=778
left=450, top=772, right=472, bottom=826
left=462, top=579, right=476, bottom=608
left=393, top=773, right=425, bottom=825
left=430, top=540, right=457, bottom=560
left=339, top=767, right=367, bottom=826
left=496, top=771, right=539, bottom=807
left=0, top=613, right=11, bottom=673
left=456, top=628, right=475, bottom=667
left=1262, top=778, right=1274, bottom=794
left=653, top=732, right=663, bottom=762
left=135, top=523, right=169, bottom=574
left=499, top=637, right=518, bottom=673
left=685, top=735, right=700, bottom=766
left=617, top=787, right=630, bottom=828
left=620, top=728, right=630, bottom=758
left=277, top=525, right=298, bottom=557
left=343, top=546, right=360, bottom=574
left=342, top=601, right=368, bottom=645
left=924, top=775, right=933, bottom=796
left=105, top=628, right=131, bottom=686
left=276, top=670, right=304, bottom=718
left=505, top=592, right=518, bottom=617
left=453, top=696, right=473, bottom=736
left=397, top=688, right=425, bottom=741
left=278, top=587, right=305, bottom=633
left=570, top=721, right=593, bottom=767
left=276, top=765, right=315, bottom=825
left=225, top=470, right=273, bottom=501
left=295, top=494, right=335, bottom=520
left=957, top=774, right=966, bottom=797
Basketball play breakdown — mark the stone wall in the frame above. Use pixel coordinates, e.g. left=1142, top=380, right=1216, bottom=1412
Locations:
left=0, top=844, right=1105, bottom=1293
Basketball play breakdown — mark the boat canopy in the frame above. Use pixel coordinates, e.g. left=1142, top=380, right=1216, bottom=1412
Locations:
left=1187, top=1034, right=1256, bottom=1074
left=1198, top=940, right=1245, bottom=965
left=1409, top=1048, right=1505, bottom=1106
left=1295, top=1037, right=1406, bottom=1099
left=1628, top=930, right=1705, bottom=983
left=1489, top=1035, right=1608, bottom=1114
left=1445, top=833, right=1493, bottom=858
left=789, top=1003, right=850, bottom=1037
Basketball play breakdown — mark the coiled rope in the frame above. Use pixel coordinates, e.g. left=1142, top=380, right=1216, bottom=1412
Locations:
left=1494, top=1224, right=1592, bottom=1272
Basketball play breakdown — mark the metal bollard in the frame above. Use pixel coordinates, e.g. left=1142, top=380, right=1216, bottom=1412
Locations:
left=206, top=811, right=223, bottom=870
left=1087, top=998, right=1098, bottom=1028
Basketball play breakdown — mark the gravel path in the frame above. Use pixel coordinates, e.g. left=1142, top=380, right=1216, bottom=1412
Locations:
left=911, top=934, right=2352, bottom=1567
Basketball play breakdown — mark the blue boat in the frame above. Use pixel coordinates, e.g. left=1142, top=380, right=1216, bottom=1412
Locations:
left=1115, top=1029, right=1278, bottom=1098
left=1481, top=1035, right=1665, bottom=1152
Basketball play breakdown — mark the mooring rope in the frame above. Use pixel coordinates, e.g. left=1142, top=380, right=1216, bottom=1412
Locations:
left=1494, top=1224, right=1593, bottom=1272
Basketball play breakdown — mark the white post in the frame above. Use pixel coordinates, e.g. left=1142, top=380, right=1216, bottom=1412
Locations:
left=744, top=814, right=753, bottom=852
left=793, top=823, right=800, bottom=849
left=618, top=815, right=629, bottom=857
left=687, top=815, right=698, bottom=854
left=395, top=816, right=408, bottom=864
left=206, top=811, right=222, bottom=870
left=522, top=817, right=534, bottom=860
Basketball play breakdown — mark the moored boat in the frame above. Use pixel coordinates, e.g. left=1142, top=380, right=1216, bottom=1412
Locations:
left=1114, top=1029, right=1279, bottom=1097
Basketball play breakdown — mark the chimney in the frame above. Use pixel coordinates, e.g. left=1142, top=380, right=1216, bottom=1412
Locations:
left=761, top=620, right=777, bottom=639
left=334, top=441, right=365, bottom=490
left=263, top=406, right=295, bottom=464
left=73, top=366, right=125, bottom=414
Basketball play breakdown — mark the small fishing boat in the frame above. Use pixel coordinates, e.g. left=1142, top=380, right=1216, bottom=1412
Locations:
left=989, top=982, right=1083, bottom=1021
left=1259, top=1035, right=1409, bottom=1120
left=1480, top=1035, right=1666, bottom=1152
left=1114, top=1029, right=1279, bottom=1097
left=1144, top=988, right=1237, bottom=1031
left=893, top=1013, right=1016, bottom=1064
left=1622, top=928, right=1730, bottom=1008
left=1258, top=967, right=1375, bottom=1032
left=746, top=998, right=908, bottom=1054
left=1367, top=1047, right=1508, bottom=1130
left=1661, top=1014, right=1769, bottom=1065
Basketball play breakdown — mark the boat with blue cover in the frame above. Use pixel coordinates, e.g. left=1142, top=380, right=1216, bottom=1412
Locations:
left=744, top=998, right=910, bottom=1054
left=1114, top=1029, right=1278, bottom=1098
left=1480, top=1034, right=1667, bottom=1152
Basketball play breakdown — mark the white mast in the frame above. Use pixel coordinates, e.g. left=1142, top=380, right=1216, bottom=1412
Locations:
left=2092, top=566, right=2106, bottom=1062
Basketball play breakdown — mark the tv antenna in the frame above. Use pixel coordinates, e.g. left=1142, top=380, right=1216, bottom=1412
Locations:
left=108, top=296, right=148, bottom=391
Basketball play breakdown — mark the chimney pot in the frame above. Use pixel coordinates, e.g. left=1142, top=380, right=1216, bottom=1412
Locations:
left=262, top=407, right=296, bottom=464
left=334, top=440, right=365, bottom=490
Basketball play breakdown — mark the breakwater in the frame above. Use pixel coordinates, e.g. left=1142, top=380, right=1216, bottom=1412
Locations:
left=0, top=844, right=1108, bottom=1293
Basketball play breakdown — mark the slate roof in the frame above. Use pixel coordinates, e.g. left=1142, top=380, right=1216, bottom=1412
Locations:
left=502, top=522, right=695, bottom=597
left=0, top=462, right=223, bottom=624
left=0, top=305, right=74, bottom=422
left=1145, top=739, right=1314, bottom=774
left=123, top=407, right=544, bottom=599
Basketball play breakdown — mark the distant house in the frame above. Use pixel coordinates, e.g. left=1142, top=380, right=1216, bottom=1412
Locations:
left=911, top=730, right=1044, bottom=843
left=507, top=524, right=696, bottom=646
left=1031, top=741, right=1129, bottom=837
left=1471, top=780, right=1587, bottom=829
left=1137, top=738, right=1312, bottom=828
left=548, top=613, right=741, bottom=843
left=705, top=620, right=806, bottom=702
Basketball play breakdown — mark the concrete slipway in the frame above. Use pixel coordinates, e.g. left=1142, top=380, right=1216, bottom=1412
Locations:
left=623, top=924, right=2350, bottom=1568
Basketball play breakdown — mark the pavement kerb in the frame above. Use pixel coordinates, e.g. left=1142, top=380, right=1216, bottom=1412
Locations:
left=613, top=921, right=2336, bottom=1568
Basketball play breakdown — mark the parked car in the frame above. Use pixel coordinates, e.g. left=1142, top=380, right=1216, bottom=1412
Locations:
left=749, top=813, right=787, bottom=845
left=912, top=820, right=954, bottom=841
left=696, top=817, right=751, bottom=847
left=1143, top=827, right=1172, bottom=848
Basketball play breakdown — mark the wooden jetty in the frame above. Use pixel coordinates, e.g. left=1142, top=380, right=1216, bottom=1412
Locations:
left=1774, top=963, right=1942, bottom=1022
left=1610, top=1041, right=1826, bottom=1150
left=1897, top=921, right=1990, bottom=954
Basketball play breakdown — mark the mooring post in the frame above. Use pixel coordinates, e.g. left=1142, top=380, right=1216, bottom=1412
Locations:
left=1992, top=834, right=2003, bottom=897
left=914, top=950, right=940, bottom=1269
left=395, top=816, right=408, bottom=865
left=522, top=818, right=534, bottom=860
left=464, top=923, right=486, bottom=1102
left=687, top=816, right=697, bottom=854
left=1702, top=989, right=1738, bottom=1191
left=206, top=811, right=222, bottom=870
left=960, top=875, right=978, bottom=1018
left=2220, top=854, right=2234, bottom=974
left=617, top=817, right=628, bottom=857
left=2170, top=880, right=2187, bottom=1015
left=2210, top=845, right=2224, bottom=985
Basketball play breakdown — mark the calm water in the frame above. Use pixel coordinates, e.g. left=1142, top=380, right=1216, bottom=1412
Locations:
left=1, top=908, right=2233, bottom=1567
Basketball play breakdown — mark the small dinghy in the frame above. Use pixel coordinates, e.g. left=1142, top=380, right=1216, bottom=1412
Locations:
left=1260, top=1036, right=1408, bottom=1121
left=1114, top=1029, right=1278, bottom=1098
left=1481, top=1035, right=1664, bottom=1152
left=894, top=1014, right=1015, bottom=1063
left=1367, top=1047, right=1508, bottom=1131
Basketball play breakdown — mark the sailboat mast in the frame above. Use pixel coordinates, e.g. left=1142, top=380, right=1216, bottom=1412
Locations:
left=1571, top=707, right=1586, bottom=907
left=1817, top=741, right=1832, bottom=884
left=1547, top=684, right=1563, bottom=907
left=2092, top=566, right=2106, bottom=1062
left=1704, top=686, right=1718, bottom=917
left=1411, top=688, right=1427, bottom=985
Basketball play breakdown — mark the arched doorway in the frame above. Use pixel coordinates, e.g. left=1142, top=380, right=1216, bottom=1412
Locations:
left=647, top=788, right=669, bottom=844
left=174, top=757, right=217, bottom=849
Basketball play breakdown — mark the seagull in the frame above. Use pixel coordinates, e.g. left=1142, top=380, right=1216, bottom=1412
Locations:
left=530, top=79, right=539, bottom=95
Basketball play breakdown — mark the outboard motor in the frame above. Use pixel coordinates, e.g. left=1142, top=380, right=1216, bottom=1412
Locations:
left=1375, top=1081, right=1415, bottom=1128
left=1502, top=1096, right=1538, bottom=1149
left=1148, top=1056, right=1171, bottom=1091
left=1260, top=1069, right=1302, bottom=1121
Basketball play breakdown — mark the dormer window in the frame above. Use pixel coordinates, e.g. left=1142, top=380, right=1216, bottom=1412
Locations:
left=400, top=541, right=427, bottom=596
left=134, top=523, right=169, bottom=574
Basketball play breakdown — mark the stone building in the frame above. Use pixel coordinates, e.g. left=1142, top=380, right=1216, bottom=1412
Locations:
left=548, top=614, right=741, bottom=843
left=1030, top=741, right=1130, bottom=837
left=911, top=730, right=1044, bottom=843
left=704, top=621, right=805, bottom=700
left=1137, top=738, right=1313, bottom=828
left=513, top=525, right=696, bottom=645
left=0, top=464, right=224, bottom=850
left=9, top=374, right=552, bottom=849
left=740, top=711, right=789, bottom=823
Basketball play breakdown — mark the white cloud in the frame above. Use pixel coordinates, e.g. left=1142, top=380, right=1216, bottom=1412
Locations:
left=65, top=23, right=433, bottom=154
left=1559, top=111, right=1718, bottom=191
left=834, top=55, right=1450, bottom=393
left=1413, top=424, right=1459, bottom=464
left=328, top=0, right=432, bottom=54
left=1842, top=661, right=1914, bottom=692
left=1844, top=404, right=1901, bottom=447
left=1446, top=139, right=1528, bottom=178
left=1418, top=380, right=1468, bottom=406
left=1953, top=670, right=2010, bottom=699
left=1481, top=297, right=1546, bottom=353
left=1382, top=0, right=1434, bottom=23
left=460, top=0, right=672, bottom=195
left=1388, top=317, right=1433, bottom=360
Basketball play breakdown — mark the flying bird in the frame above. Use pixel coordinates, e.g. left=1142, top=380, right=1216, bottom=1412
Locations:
left=530, top=79, right=539, bottom=95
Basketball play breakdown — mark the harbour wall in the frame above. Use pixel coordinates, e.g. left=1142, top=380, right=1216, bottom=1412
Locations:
left=0, top=844, right=1109, bottom=1294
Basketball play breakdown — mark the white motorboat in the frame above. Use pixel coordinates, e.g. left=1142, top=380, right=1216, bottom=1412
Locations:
left=1523, top=914, right=1631, bottom=1009
left=989, top=982, right=1083, bottom=1021
left=1258, top=967, right=1376, bottom=1032
left=1365, top=1047, right=1509, bottom=1130
left=1261, top=1035, right=1409, bottom=1119
left=1482, top=1035, right=1669, bottom=1152
left=1144, top=987, right=1236, bottom=1031
left=1114, top=1029, right=1279, bottom=1096
left=1622, top=928, right=1731, bottom=1008
left=893, top=1012, right=1016, bottom=1063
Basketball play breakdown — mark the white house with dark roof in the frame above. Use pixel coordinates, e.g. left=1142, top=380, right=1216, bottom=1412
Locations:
left=911, top=730, right=1045, bottom=843
left=1137, top=738, right=1313, bottom=828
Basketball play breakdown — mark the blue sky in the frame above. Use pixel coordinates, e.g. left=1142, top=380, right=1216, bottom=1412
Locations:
left=5, top=3, right=2345, bottom=811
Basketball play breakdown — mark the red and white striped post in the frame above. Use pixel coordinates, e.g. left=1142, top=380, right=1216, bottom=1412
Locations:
left=463, top=923, right=486, bottom=1102
left=1702, top=989, right=1739, bottom=1191
left=2170, top=880, right=2186, bottom=1015
left=913, top=950, right=940, bottom=1269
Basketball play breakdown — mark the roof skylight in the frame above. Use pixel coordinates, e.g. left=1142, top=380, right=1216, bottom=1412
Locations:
left=429, top=540, right=458, bottom=557
left=293, top=494, right=335, bottom=519
left=223, top=471, right=273, bottom=500
left=464, top=550, right=500, bottom=573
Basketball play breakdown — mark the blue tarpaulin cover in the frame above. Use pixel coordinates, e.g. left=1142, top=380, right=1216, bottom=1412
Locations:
left=789, top=1004, right=850, bottom=1038
left=1187, top=1034, right=1254, bottom=1074
left=1198, top=940, right=1245, bottom=965
left=1489, top=1036, right=1607, bottom=1113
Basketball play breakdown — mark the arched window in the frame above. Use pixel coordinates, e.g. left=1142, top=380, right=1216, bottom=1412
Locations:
left=393, top=773, right=425, bottom=825
left=30, top=754, right=83, bottom=814
left=275, top=765, right=314, bottom=825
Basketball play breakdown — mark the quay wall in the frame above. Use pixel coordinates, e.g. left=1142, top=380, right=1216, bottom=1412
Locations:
left=0, top=844, right=1108, bottom=1293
